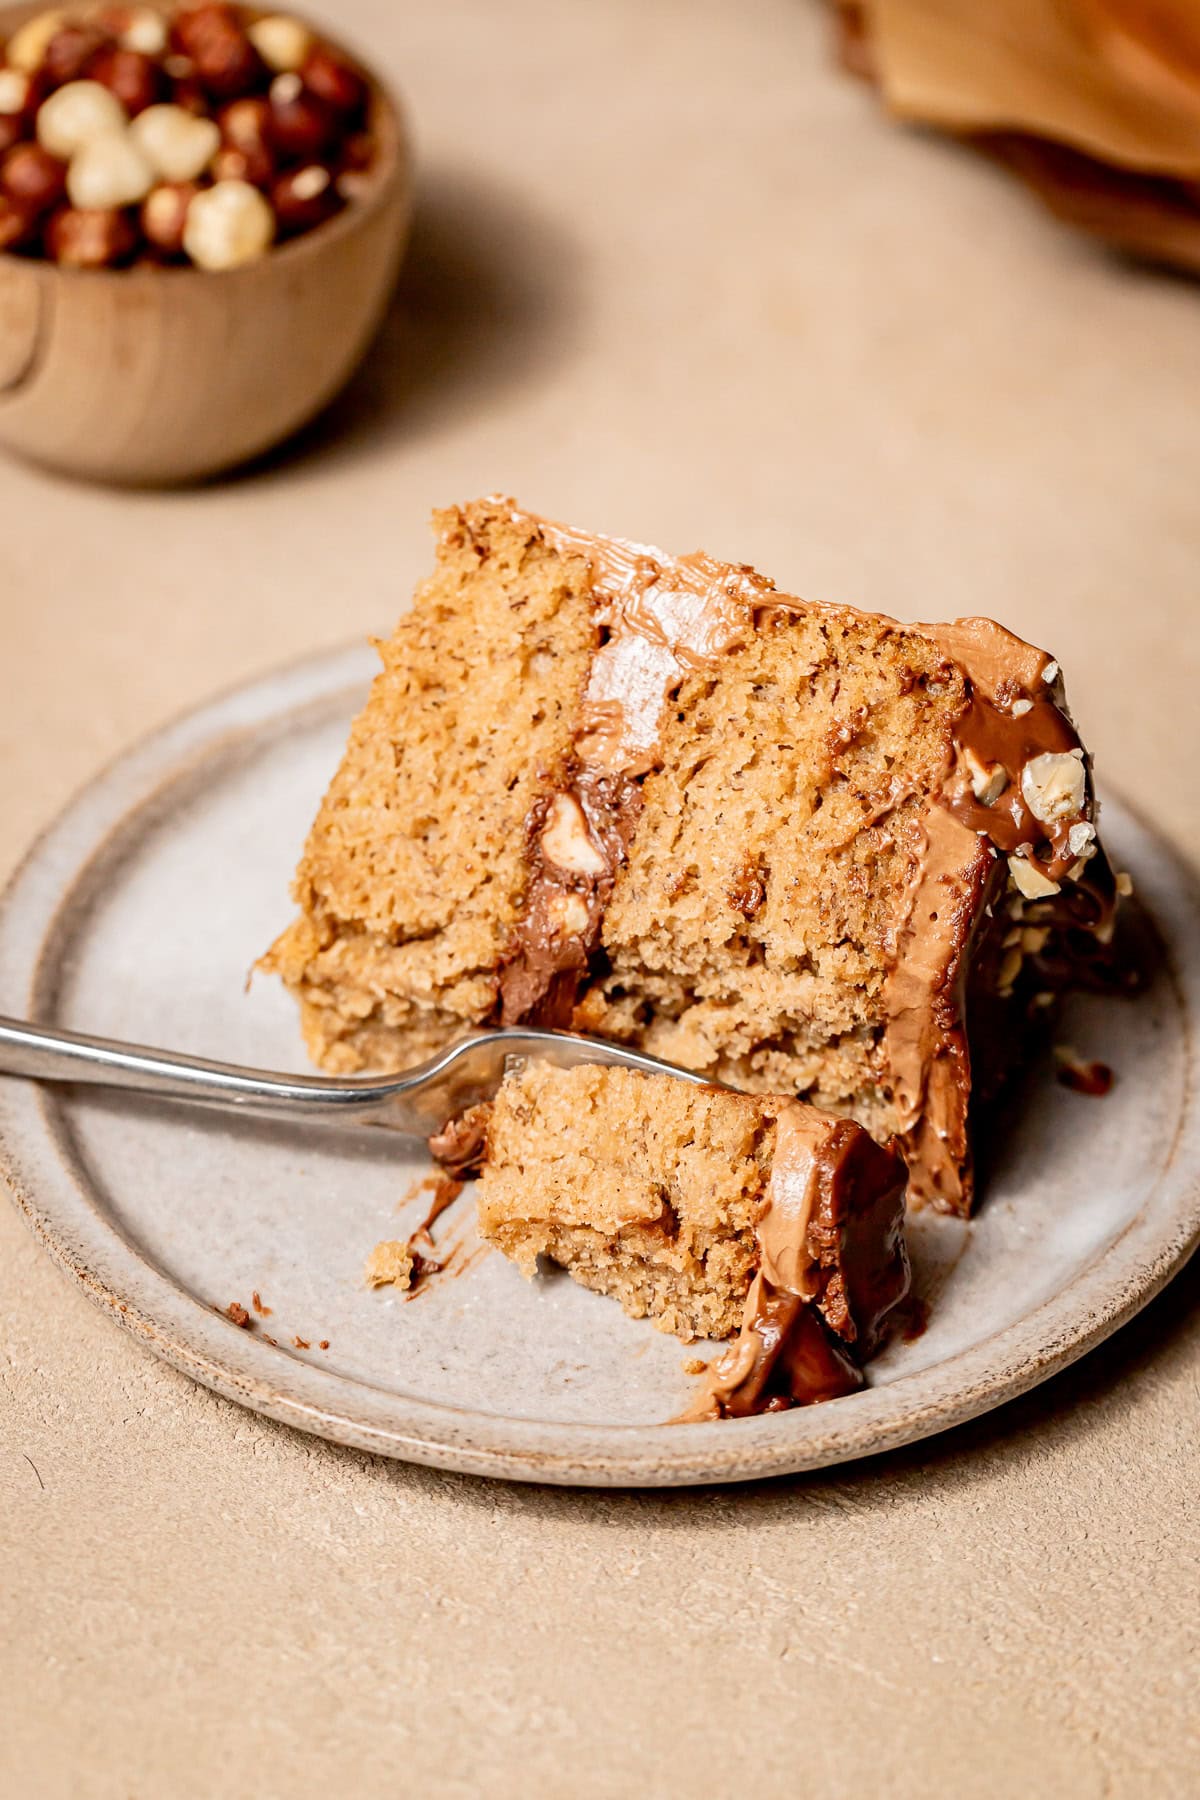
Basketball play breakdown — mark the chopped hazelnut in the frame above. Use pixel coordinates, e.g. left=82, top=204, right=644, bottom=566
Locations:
left=1020, top=748, right=1086, bottom=825
left=131, top=103, right=221, bottom=181
left=1115, top=870, right=1134, bottom=898
left=540, top=793, right=607, bottom=877
left=547, top=891, right=591, bottom=938
left=1067, top=821, right=1097, bottom=860
left=37, top=81, right=128, bottom=160
left=247, top=14, right=313, bottom=74
left=1010, top=698, right=1033, bottom=718
left=182, top=175, right=273, bottom=268
left=962, top=744, right=1008, bottom=805
left=1041, top=659, right=1060, bottom=685
left=1007, top=854, right=1061, bottom=901
left=996, top=946, right=1023, bottom=996
left=67, top=129, right=154, bottom=210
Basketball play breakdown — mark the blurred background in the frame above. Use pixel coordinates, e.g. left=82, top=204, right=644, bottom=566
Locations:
left=3, top=1, right=1197, bottom=872
left=3, top=7, right=1198, bottom=1795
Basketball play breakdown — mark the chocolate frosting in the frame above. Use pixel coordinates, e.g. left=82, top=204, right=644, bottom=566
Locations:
left=482, top=501, right=1119, bottom=1212
left=679, top=1105, right=910, bottom=1418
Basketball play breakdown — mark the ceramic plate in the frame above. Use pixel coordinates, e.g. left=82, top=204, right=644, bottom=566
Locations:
left=1, top=647, right=1197, bottom=1486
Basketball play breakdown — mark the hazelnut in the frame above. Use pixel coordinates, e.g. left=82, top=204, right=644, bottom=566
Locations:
left=340, top=130, right=375, bottom=172
left=301, top=44, right=366, bottom=119
left=1007, top=855, right=1061, bottom=902
left=540, top=794, right=607, bottom=877
left=0, top=68, right=32, bottom=118
left=37, top=80, right=127, bottom=160
left=216, top=95, right=273, bottom=184
left=140, top=177, right=197, bottom=255
left=267, top=70, right=331, bottom=158
left=1, top=140, right=67, bottom=213
left=131, top=103, right=220, bottom=182
left=4, top=11, right=67, bottom=75
left=547, top=892, right=591, bottom=939
left=66, top=128, right=154, bottom=209
left=170, top=73, right=209, bottom=116
left=271, top=162, right=338, bottom=234
left=0, top=192, right=39, bottom=250
left=246, top=15, right=312, bottom=74
left=110, top=8, right=169, bottom=57
left=87, top=46, right=164, bottom=116
left=962, top=745, right=1008, bottom=806
left=41, top=21, right=109, bottom=88
left=172, top=4, right=264, bottom=99
left=1020, top=748, right=1086, bottom=825
left=182, top=176, right=273, bottom=269
left=44, top=202, right=136, bottom=265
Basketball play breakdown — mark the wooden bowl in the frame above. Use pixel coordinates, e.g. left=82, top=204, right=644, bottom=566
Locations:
left=0, top=4, right=412, bottom=484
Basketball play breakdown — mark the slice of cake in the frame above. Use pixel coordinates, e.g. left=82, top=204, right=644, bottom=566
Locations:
left=475, top=1061, right=910, bottom=1414
left=263, top=497, right=1118, bottom=1215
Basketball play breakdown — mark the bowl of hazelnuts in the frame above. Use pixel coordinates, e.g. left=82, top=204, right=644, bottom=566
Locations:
left=0, top=3, right=411, bottom=482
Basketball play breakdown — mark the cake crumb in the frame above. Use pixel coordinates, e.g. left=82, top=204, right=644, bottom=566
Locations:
left=365, top=1240, right=415, bottom=1290
left=251, top=1290, right=272, bottom=1316
left=319, top=1339, right=330, bottom=1350
left=225, top=1301, right=252, bottom=1328
left=1054, top=1046, right=1115, bottom=1096
left=682, top=1357, right=709, bottom=1376
left=292, top=1335, right=310, bottom=1349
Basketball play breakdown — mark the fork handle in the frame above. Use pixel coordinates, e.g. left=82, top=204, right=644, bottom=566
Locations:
left=0, top=1015, right=395, bottom=1121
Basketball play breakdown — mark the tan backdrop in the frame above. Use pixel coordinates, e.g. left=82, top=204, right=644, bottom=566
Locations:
left=1, top=2, right=1197, bottom=1795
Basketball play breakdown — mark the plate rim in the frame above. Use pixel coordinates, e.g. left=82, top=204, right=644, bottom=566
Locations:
left=0, top=643, right=1197, bottom=1488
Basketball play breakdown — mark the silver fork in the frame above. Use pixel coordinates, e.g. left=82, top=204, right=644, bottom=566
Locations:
left=0, top=1016, right=711, bottom=1139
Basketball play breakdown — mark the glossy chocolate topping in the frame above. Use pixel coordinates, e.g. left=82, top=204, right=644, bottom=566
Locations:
left=486, top=502, right=1118, bottom=1211
left=682, top=1106, right=910, bottom=1418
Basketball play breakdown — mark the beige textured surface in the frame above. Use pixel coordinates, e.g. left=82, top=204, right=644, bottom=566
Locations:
left=1, top=2, right=1198, bottom=1794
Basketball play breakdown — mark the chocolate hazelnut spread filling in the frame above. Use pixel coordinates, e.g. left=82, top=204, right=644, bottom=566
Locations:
left=680, top=1106, right=909, bottom=1417
left=889, top=619, right=1118, bottom=1209
left=490, top=503, right=1119, bottom=1215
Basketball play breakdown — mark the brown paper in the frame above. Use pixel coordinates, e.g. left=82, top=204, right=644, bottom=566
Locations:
left=865, top=0, right=1200, bottom=176
left=837, top=1, right=1200, bottom=272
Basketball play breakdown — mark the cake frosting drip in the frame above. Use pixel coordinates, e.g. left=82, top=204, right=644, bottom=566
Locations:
left=491, top=500, right=1119, bottom=1213
left=680, top=1107, right=909, bottom=1418
left=891, top=617, right=1117, bottom=1207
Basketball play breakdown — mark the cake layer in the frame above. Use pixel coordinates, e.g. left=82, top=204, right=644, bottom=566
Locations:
left=265, top=498, right=1117, bottom=1213
left=475, top=1061, right=911, bottom=1413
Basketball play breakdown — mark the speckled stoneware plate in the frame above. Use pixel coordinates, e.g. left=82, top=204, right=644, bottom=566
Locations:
left=1, top=647, right=1197, bottom=1487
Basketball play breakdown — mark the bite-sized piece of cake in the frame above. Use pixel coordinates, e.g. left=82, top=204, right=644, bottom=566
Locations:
left=475, top=1061, right=910, bottom=1414
left=264, top=497, right=1119, bottom=1215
